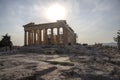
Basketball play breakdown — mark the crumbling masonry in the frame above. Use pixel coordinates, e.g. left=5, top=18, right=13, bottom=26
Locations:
left=23, top=20, right=77, bottom=46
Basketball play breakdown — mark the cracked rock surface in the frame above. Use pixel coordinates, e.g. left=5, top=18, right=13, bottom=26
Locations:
left=0, top=45, right=120, bottom=80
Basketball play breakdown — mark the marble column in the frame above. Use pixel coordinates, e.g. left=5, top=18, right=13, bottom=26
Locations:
left=36, top=32, right=38, bottom=45
left=51, top=28, right=53, bottom=44
left=57, top=28, right=60, bottom=44
left=31, top=31, right=34, bottom=44
left=63, top=27, right=68, bottom=44
left=44, top=29, right=47, bottom=44
left=39, top=29, right=41, bottom=45
left=30, top=31, right=33, bottom=45
left=34, top=30, right=36, bottom=45
left=28, top=31, right=31, bottom=45
left=24, top=31, right=27, bottom=46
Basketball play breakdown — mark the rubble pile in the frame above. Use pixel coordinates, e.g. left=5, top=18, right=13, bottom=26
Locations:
left=19, top=45, right=68, bottom=54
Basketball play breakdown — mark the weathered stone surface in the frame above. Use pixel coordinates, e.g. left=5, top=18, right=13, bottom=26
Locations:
left=23, top=20, right=77, bottom=46
left=0, top=45, right=119, bottom=80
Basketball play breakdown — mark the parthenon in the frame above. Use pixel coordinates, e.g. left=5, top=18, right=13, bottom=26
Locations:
left=23, top=20, right=77, bottom=46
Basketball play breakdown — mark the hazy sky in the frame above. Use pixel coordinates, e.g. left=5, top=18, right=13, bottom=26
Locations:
left=0, top=0, right=120, bottom=45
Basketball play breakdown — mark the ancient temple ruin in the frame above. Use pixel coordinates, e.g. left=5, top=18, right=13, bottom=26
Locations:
left=23, top=20, right=77, bottom=46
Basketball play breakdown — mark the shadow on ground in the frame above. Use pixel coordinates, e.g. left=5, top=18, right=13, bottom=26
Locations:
left=17, top=66, right=57, bottom=80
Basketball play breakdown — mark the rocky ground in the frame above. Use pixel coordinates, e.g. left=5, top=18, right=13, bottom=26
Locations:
left=0, top=45, right=120, bottom=80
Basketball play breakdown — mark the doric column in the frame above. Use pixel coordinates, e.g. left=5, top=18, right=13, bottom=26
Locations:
left=46, top=29, right=48, bottom=44
left=44, top=29, right=47, bottom=44
left=63, top=27, right=68, bottom=44
left=57, top=28, right=60, bottom=44
left=32, top=32, right=34, bottom=44
left=34, top=30, right=36, bottom=45
left=51, top=28, right=53, bottom=44
left=36, top=32, right=39, bottom=45
left=37, top=31, right=39, bottom=45
left=31, top=31, right=33, bottom=45
left=39, top=29, right=41, bottom=45
left=24, top=30, right=27, bottom=46
left=30, top=31, right=32, bottom=45
left=28, top=31, right=31, bottom=45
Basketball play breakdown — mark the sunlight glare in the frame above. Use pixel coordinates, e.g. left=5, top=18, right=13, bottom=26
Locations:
left=46, top=4, right=66, bottom=21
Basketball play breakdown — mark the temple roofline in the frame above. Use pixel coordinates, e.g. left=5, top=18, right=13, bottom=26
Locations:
left=23, top=20, right=67, bottom=28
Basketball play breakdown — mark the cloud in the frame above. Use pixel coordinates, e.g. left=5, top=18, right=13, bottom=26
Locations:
left=0, top=0, right=120, bottom=45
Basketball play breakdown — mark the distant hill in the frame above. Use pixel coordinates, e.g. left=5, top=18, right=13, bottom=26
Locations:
left=102, top=42, right=117, bottom=47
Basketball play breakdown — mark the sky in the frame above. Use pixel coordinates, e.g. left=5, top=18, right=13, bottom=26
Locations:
left=0, top=0, right=120, bottom=46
